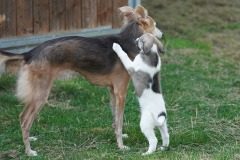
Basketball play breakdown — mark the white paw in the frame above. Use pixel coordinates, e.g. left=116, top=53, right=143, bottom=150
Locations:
left=112, top=43, right=121, bottom=51
left=159, top=146, right=169, bottom=151
left=122, top=134, right=129, bottom=139
left=142, top=151, right=153, bottom=156
left=119, top=145, right=130, bottom=150
left=29, top=136, right=38, bottom=141
left=26, top=149, right=38, bottom=156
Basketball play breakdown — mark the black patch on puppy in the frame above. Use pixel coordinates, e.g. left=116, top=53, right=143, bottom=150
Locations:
left=140, top=52, right=159, bottom=67
left=152, top=73, right=162, bottom=94
left=158, top=112, right=166, bottom=118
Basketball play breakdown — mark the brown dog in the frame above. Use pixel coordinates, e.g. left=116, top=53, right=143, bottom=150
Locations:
left=0, top=5, right=162, bottom=156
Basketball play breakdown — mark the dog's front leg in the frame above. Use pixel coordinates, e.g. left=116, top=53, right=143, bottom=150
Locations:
left=115, top=91, right=129, bottom=150
left=111, top=72, right=130, bottom=150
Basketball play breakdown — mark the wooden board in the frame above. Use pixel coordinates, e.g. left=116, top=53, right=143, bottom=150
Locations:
left=0, top=0, right=127, bottom=39
left=112, top=0, right=128, bottom=28
left=16, top=0, right=33, bottom=36
left=33, top=0, right=50, bottom=35
left=97, top=0, right=113, bottom=26
left=81, top=0, right=98, bottom=28
left=66, top=0, right=82, bottom=30
left=0, top=0, right=17, bottom=38
left=49, top=0, right=66, bottom=32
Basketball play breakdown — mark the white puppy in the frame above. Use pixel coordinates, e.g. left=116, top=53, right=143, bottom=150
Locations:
left=112, top=33, right=169, bottom=155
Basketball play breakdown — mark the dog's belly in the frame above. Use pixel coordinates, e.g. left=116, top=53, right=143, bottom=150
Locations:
left=74, top=60, right=129, bottom=87
left=26, top=36, right=119, bottom=75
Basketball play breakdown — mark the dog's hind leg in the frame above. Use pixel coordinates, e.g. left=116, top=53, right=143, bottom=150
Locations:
left=109, top=87, right=117, bottom=129
left=158, top=121, right=170, bottom=151
left=18, top=67, right=53, bottom=156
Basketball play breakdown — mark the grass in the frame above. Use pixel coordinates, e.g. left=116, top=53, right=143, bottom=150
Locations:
left=1, top=0, right=240, bottom=159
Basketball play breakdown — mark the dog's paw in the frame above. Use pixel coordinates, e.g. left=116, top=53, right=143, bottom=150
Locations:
left=122, top=134, right=129, bottom=139
left=112, top=43, right=121, bottom=51
left=26, top=149, right=38, bottom=156
left=119, top=145, right=130, bottom=150
left=159, top=146, right=169, bottom=151
left=29, top=136, right=38, bottom=141
left=142, top=151, right=153, bottom=156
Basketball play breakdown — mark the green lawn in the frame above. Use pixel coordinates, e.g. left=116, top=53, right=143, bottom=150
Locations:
left=1, top=1, right=240, bottom=159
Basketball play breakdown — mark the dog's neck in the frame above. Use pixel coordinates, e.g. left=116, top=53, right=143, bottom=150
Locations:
left=118, top=21, right=144, bottom=59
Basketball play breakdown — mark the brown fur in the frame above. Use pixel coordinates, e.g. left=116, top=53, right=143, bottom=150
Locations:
left=0, top=5, right=161, bottom=156
left=0, top=15, right=5, bottom=26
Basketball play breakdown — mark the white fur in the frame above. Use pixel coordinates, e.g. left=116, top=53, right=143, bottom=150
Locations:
left=29, top=136, right=38, bottom=141
left=0, top=55, right=7, bottom=78
left=139, top=89, right=169, bottom=155
left=16, top=66, right=33, bottom=104
left=113, top=43, right=160, bottom=78
left=152, top=22, right=163, bottom=38
left=152, top=28, right=163, bottom=39
left=26, top=149, right=37, bottom=156
left=113, top=42, right=169, bottom=155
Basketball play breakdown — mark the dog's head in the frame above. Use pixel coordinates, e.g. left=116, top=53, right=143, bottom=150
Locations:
left=119, top=5, right=163, bottom=39
left=0, top=15, right=6, bottom=26
left=135, top=33, right=165, bottom=54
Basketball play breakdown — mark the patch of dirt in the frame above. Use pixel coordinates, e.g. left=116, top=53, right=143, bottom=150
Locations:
left=0, top=150, right=21, bottom=159
left=199, top=29, right=240, bottom=60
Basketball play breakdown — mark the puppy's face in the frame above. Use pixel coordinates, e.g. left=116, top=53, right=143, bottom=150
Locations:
left=135, top=34, right=165, bottom=54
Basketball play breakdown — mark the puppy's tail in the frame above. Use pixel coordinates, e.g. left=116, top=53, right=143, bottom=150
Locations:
left=151, top=112, right=166, bottom=126
left=0, top=50, right=24, bottom=77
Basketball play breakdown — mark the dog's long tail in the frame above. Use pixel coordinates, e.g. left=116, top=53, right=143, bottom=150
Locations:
left=151, top=112, right=166, bottom=126
left=0, top=50, right=24, bottom=77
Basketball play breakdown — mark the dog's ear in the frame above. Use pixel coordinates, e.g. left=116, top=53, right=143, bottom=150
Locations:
left=134, top=5, right=148, bottom=18
left=153, top=37, right=165, bottom=54
left=119, top=6, right=134, bottom=23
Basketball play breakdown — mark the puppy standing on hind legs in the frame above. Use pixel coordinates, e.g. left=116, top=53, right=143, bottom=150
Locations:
left=112, top=33, right=170, bottom=155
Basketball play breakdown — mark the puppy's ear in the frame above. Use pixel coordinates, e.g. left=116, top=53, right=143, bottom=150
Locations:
left=142, top=40, right=153, bottom=54
left=153, top=37, right=165, bottom=54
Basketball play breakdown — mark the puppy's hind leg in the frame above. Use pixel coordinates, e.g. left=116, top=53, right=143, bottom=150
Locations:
left=158, top=121, right=170, bottom=151
left=140, top=115, right=157, bottom=155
